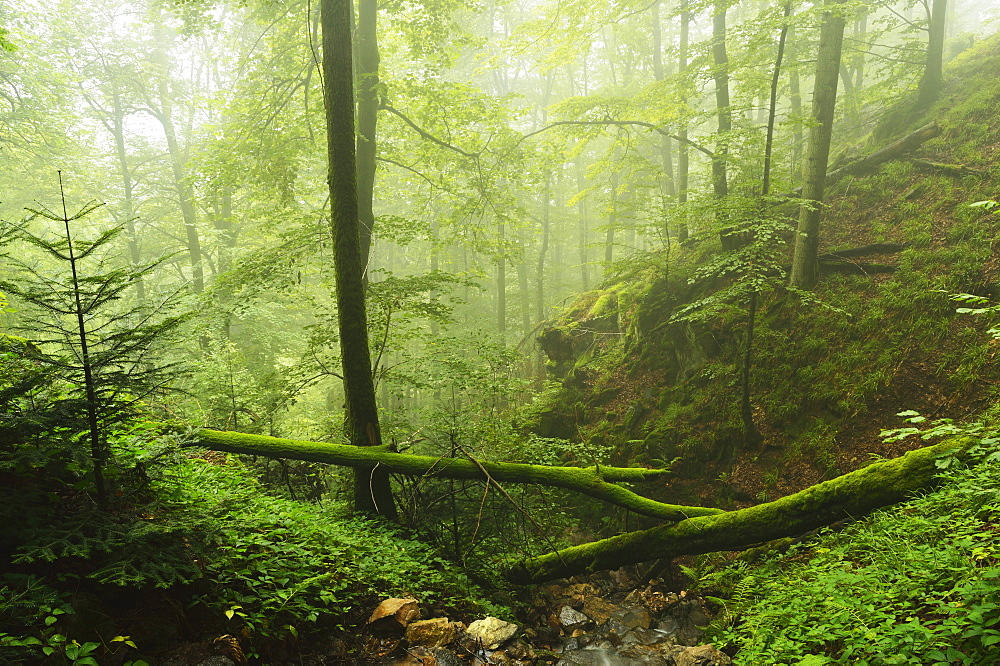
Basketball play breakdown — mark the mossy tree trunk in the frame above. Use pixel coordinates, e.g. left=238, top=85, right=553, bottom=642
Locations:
left=183, top=428, right=715, bottom=521
left=790, top=0, right=846, bottom=290
left=321, top=0, right=395, bottom=518
left=355, top=0, right=379, bottom=273
left=507, top=439, right=968, bottom=583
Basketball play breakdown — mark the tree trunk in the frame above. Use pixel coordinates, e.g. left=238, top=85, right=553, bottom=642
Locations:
left=182, top=427, right=716, bottom=521
left=507, top=438, right=970, bottom=583
left=576, top=158, right=590, bottom=290
left=355, top=0, right=379, bottom=273
left=321, top=0, right=395, bottom=518
left=676, top=1, right=690, bottom=242
left=790, top=0, right=846, bottom=290
left=605, top=173, right=617, bottom=270
left=497, top=218, right=507, bottom=334
left=915, top=0, right=947, bottom=110
left=652, top=0, right=677, bottom=214
left=150, top=34, right=204, bottom=294
left=712, top=0, right=737, bottom=251
left=787, top=26, right=803, bottom=180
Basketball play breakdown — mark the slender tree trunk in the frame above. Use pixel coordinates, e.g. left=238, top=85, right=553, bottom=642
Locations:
left=677, top=1, right=690, bottom=242
left=712, top=0, right=736, bottom=251
left=790, top=0, right=846, bottom=290
left=150, top=38, right=204, bottom=293
left=605, top=174, right=617, bottom=270
left=788, top=26, right=803, bottom=180
left=517, top=234, right=531, bottom=370
left=916, top=0, right=947, bottom=109
left=355, top=0, right=378, bottom=273
left=497, top=219, right=507, bottom=335
left=652, top=0, right=677, bottom=217
left=110, top=90, right=144, bottom=302
left=536, top=173, right=551, bottom=325
left=321, top=0, right=395, bottom=518
left=576, top=159, right=590, bottom=290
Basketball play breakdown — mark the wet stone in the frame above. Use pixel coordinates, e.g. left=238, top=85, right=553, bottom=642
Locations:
left=559, top=605, right=590, bottom=630
left=610, top=606, right=652, bottom=631
left=582, top=596, right=618, bottom=624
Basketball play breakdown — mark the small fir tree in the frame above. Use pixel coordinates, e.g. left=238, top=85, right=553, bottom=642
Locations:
left=0, top=173, right=186, bottom=510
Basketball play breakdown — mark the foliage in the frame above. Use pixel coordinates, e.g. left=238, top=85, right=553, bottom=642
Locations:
left=0, top=191, right=186, bottom=506
left=701, top=433, right=1000, bottom=664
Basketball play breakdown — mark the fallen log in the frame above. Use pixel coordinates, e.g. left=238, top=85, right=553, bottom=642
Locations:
left=819, top=262, right=896, bottom=276
left=786, top=123, right=941, bottom=198
left=818, top=243, right=906, bottom=260
left=182, top=428, right=724, bottom=522
left=505, top=438, right=969, bottom=584
left=908, top=158, right=987, bottom=177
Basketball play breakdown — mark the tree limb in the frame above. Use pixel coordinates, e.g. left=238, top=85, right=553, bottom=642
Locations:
left=183, top=428, right=723, bottom=521
left=522, top=120, right=715, bottom=158
left=380, top=104, right=480, bottom=158
left=506, top=438, right=969, bottom=584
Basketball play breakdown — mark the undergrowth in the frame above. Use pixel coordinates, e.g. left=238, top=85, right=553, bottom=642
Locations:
left=699, top=435, right=1000, bottom=665
left=0, top=429, right=508, bottom=663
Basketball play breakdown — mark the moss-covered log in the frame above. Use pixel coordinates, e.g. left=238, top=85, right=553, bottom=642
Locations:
left=186, top=428, right=723, bottom=522
left=506, top=438, right=968, bottom=584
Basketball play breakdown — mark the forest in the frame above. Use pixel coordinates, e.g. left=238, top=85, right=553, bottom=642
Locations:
left=2, top=0, right=1000, bottom=663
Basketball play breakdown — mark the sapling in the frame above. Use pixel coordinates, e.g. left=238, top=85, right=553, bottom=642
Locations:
left=0, top=173, right=186, bottom=509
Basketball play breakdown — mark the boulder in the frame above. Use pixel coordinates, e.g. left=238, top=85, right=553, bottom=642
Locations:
left=465, top=616, right=520, bottom=650
left=558, top=605, right=590, bottom=631
left=405, top=617, right=459, bottom=648
left=673, top=644, right=732, bottom=666
left=368, top=598, right=420, bottom=631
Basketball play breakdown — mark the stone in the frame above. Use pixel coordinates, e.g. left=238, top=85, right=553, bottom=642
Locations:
left=558, top=605, right=590, bottom=630
left=465, top=616, right=520, bottom=650
left=406, top=617, right=459, bottom=648
left=656, top=616, right=681, bottom=636
left=582, top=596, right=617, bottom=624
left=673, top=644, right=733, bottom=666
left=368, top=597, right=421, bottom=630
left=610, top=606, right=652, bottom=631
left=195, top=658, right=235, bottom=666
left=429, top=648, right=465, bottom=666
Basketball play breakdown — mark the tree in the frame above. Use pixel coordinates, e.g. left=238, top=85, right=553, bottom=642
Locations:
left=321, top=0, right=395, bottom=518
left=0, top=175, right=184, bottom=509
left=915, top=0, right=947, bottom=110
left=790, top=0, right=847, bottom=290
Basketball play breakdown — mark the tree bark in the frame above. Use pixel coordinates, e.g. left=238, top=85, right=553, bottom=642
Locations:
left=712, top=0, right=737, bottom=251
left=652, top=0, right=676, bottom=214
left=355, top=0, right=379, bottom=273
left=507, top=438, right=970, bottom=583
left=182, top=427, right=720, bottom=521
left=916, top=0, right=947, bottom=110
left=790, top=0, right=847, bottom=290
left=676, top=1, right=690, bottom=242
left=321, top=0, right=395, bottom=518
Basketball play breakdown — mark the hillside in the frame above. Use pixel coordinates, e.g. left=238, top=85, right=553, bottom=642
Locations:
left=530, top=32, right=1000, bottom=511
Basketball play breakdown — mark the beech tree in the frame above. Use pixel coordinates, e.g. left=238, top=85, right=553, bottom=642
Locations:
left=321, top=0, right=395, bottom=518
left=916, top=0, right=948, bottom=109
left=790, top=0, right=847, bottom=290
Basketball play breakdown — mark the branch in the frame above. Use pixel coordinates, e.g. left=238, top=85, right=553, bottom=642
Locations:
left=380, top=104, right=480, bottom=158
left=182, top=428, right=722, bottom=521
left=522, top=120, right=715, bottom=158
left=506, top=438, right=969, bottom=583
